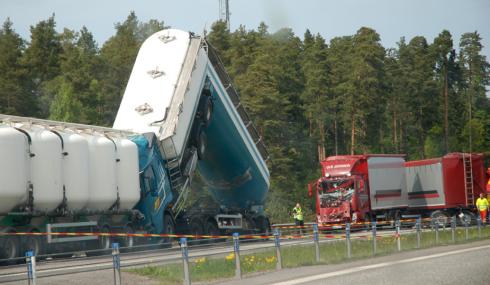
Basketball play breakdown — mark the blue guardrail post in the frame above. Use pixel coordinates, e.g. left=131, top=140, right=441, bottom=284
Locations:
left=313, top=224, right=320, bottom=262
left=26, top=250, right=36, bottom=285
left=180, top=238, right=191, bottom=285
left=372, top=220, right=377, bottom=256
left=112, top=242, right=121, bottom=285
left=346, top=222, right=351, bottom=258
left=451, top=216, right=456, bottom=243
left=416, top=217, right=421, bottom=249
left=233, top=233, right=242, bottom=279
left=274, top=228, right=282, bottom=270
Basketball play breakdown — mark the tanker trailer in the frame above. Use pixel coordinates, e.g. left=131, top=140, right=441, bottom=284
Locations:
left=113, top=29, right=270, bottom=238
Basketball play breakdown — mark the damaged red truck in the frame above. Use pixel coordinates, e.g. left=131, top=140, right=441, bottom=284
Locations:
left=308, top=153, right=488, bottom=225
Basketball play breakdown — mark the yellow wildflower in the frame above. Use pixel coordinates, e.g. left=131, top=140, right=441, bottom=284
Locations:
left=225, top=253, right=235, bottom=261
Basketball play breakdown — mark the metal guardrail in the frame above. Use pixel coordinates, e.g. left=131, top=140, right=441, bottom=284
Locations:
left=1, top=216, right=488, bottom=284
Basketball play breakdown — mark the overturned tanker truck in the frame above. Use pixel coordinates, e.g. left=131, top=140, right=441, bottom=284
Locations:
left=0, top=29, right=270, bottom=259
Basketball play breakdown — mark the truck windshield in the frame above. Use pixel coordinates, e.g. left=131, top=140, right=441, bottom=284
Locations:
left=318, top=179, right=355, bottom=207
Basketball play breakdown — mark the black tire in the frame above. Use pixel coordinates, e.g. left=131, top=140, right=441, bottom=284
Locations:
left=204, top=220, right=222, bottom=243
left=458, top=210, right=475, bottom=226
left=162, top=215, right=175, bottom=247
left=24, top=235, right=44, bottom=258
left=188, top=219, right=204, bottom=245
left=255, top=217, right=271, bottom=236
left=86, top=226, right=111, bottom=257
left=195, top=126, right=207, bottom=160
left=0, top=236, right=19, bottom=262
left=431, top=210, right=449, bottom=228
left=197, top=96, right=213, bottom=127
left=120, top=225, right=135, bottom=252
left=364, top=214, right=372, bottom=231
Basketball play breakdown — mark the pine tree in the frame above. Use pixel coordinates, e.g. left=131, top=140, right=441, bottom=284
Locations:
left=98, top=11, right=141, bottom=125
left=328, top=35, right=354, bottom=155
left=401, top=36, right=438, bottom=158
left=22, top=14, right=62, bottom=117
left=301, top=30, right=331, bottom=160
left=432, top=30, right=457, bottom=154
left=0, top=18, right=37, bottom=116
left=348, top=27, right=385, bottom=154
left=207, top=20, right=231, bottom=65
left=458, top=32, right=490, bottom=152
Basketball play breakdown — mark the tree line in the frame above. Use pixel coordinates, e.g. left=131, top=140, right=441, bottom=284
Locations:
left=0, top=13, right=489, bottom=221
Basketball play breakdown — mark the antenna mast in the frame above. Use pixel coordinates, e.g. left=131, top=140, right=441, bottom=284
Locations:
left=219, top=0, right=230, bottom=30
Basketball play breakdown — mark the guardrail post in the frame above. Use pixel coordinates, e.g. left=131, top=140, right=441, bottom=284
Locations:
left=112, top=243, right=121, bottom=285
left=465, top=219, right=469, bottom=240
left=233, top=233, right=241, bottom=279
left=416, top=217, right=421, bottom=249
left=477, top=216, right=482, bottom=238
left=396, top=219, right=401, bottom=251
left=345, top=222, right=351, bottom=259
left=180, top=238, right=191, bottom=285
left=26, top=250, right=36, bottom=285
left=273, top=228, right=282, bottom=270
left=434, top=221, right=439, bottom=244
left=313, top=224, right=320, bottom=262
left=451, top=216, right=456, bottom=243
left=372, top=220, right=377, bottom=256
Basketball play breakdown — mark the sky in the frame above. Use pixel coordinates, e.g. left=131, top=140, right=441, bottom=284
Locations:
left=1, top=0, right=489, bottom=59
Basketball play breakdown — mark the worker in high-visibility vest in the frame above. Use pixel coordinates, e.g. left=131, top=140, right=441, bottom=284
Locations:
left=292, top=203, right=304, bottom=234
left=476, top=193, right=489, bottom=223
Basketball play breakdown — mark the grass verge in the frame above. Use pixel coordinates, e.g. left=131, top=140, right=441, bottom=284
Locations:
left=128, top=226, right=490, bottom=284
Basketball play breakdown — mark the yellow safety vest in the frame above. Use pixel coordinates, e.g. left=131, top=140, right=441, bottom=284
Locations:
left=293, top=207, right=304, bottom=221
left=476, top=197, right=489, bottom=211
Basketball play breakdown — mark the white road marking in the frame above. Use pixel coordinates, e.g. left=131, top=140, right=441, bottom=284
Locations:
left=272, top=244, right=490, bottom=285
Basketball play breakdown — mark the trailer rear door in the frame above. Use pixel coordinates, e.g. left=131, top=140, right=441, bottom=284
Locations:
left=405, top=159, right=446, bottom=208
left=368, top=157, right=408, bottom=210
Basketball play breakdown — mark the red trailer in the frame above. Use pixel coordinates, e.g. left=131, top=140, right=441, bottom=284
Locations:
left=309, top=153, right=486, bottom=225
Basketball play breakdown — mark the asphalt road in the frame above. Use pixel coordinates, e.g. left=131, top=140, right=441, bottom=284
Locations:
left=218, top=239, right=490, bottom=285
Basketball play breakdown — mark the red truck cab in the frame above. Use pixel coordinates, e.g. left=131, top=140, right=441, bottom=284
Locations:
left=312, top=154, right=406, bottom=225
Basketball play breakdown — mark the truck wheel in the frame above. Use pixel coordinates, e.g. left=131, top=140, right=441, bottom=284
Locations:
left=204, top=220, right=222, bottom=243
left=431, top=211, right=449, bottom=228
left=24, top=235, right=44, bottom=258
left=255, top=217, right=271, bottom=236
left=120, top=225, right=135, bottom=252
left=189, top=220, right=204, bottom=245
left=162, top=215, right=175, bottom=247
left=195, top=127, right=207, bottom=160
left=197, top=96, right=213, bottom=127
left=0, top=236, right=19, bottom=263
left=458, top=210, right=475, bottom=226
left=87, top=226, right=111, bottom=257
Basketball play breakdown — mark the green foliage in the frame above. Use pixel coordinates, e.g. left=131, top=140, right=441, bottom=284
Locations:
left=0, top=18, right=36, bottom=115
left=49, top=80, right=82, bottom=122
left=1, top=14, right=489, bottom=223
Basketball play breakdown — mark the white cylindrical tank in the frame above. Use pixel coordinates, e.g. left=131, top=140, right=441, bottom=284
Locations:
left=114, top=137, right=140, bottom=210
left=83, top=133, right=118, bottom=211
left=26, top=127, right=64, bottom=212
left=0, top=126, right=29, bottom=213
left=58, top=131, right=90, bottom=211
